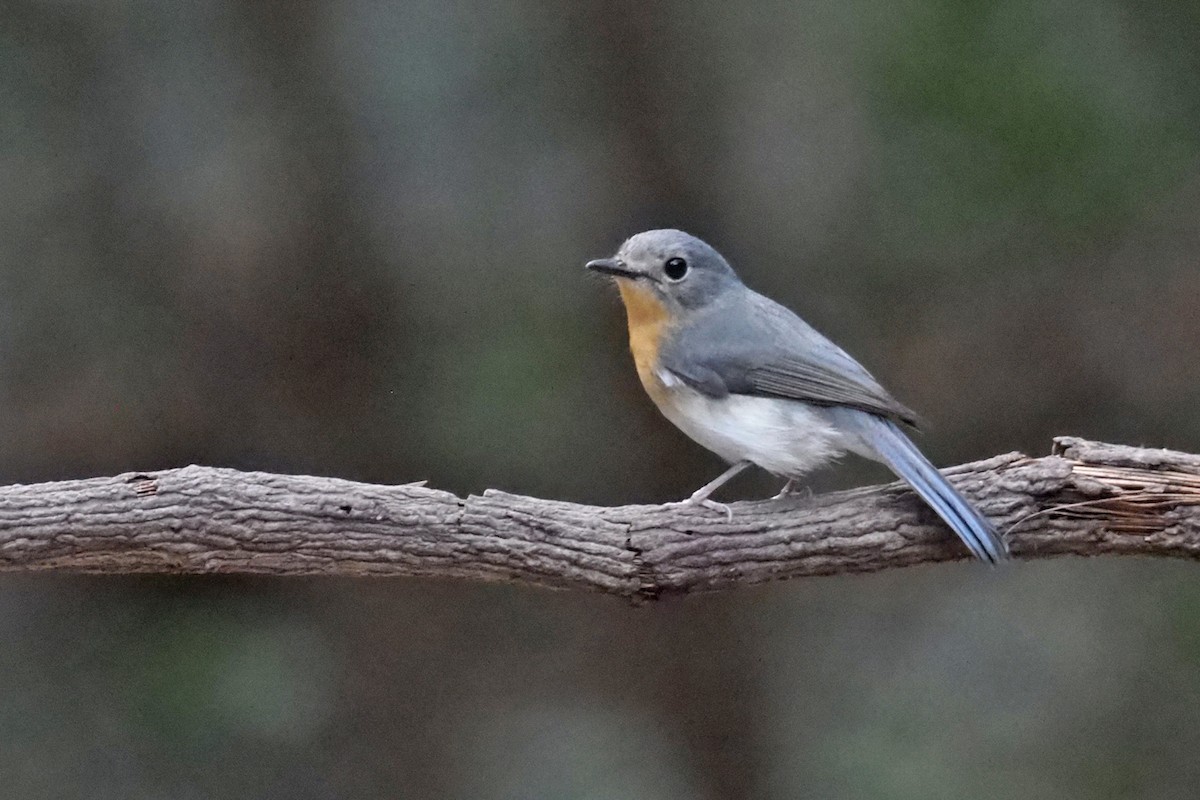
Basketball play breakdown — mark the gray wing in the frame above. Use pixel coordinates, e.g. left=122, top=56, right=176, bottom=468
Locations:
left=659, top=289, right=920, bottom=427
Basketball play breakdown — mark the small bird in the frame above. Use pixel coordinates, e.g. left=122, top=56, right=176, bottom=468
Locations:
left=587, top=229, right=1007, bottom=563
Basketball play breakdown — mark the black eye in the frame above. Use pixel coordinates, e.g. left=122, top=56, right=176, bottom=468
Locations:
left=663, top=256, right=689, bottom=280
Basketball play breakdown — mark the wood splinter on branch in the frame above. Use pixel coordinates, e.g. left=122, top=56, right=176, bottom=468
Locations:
left=0, top=437, right=1198, bottom=599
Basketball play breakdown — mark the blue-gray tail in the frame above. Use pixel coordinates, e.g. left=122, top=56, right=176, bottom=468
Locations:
left=836, top=411, right=1008, bottom=564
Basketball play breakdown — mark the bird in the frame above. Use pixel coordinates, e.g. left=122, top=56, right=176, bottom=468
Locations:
left=586, top=228, right=1008, bottom=563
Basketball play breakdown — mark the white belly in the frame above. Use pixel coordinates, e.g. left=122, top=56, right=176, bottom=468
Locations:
left=652, top=378, right=848, bottom=477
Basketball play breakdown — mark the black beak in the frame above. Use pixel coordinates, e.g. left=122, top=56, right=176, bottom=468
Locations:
left=585, top=258, right=639, bottom=279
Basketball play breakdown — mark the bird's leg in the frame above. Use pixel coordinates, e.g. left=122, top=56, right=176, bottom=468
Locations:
left=667, top=460, right=752, bottom=520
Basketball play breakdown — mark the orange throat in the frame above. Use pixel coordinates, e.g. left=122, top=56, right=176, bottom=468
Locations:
left=616, top=280, right=671, bottom=403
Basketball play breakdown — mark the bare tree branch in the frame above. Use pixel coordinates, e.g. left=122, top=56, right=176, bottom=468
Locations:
left=0, top=437, right=1197, bottom=598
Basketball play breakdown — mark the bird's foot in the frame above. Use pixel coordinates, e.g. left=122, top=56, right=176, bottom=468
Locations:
left=694, top=498, right=734, bottom=521
left=665, top=495, right=734, bottom=521
left=771, top=479, right=812, bottom=502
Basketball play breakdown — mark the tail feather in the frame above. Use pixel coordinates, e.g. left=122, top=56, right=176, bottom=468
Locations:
left=837, top=412, right=1008, bottom=564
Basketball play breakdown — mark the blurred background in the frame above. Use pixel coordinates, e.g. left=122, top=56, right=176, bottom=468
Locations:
left=2, top=0, right=1200, bottom=797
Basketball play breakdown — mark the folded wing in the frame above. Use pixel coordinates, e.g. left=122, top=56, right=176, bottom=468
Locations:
left=659, top=289, right=919, bottom=426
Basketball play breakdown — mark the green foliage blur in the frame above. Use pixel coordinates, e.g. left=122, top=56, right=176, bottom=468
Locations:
left=2, top=0, right=1200, bottom=797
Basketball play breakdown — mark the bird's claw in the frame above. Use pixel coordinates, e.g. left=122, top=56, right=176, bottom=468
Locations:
left=696, top=498, right=734, bottom=521
left=666, top=496, right=734, bottom=521
left=771, top=480, right=812, bottom=502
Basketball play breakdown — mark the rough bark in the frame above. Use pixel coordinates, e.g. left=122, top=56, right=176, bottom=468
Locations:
left=0, top=437, right=1197, bottom=598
